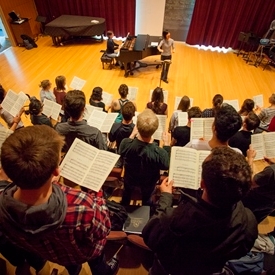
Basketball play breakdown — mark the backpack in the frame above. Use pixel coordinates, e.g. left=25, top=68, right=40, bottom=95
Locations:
left=106, top=200, right=128, bottom=231
left=225, top=252, right=264, bottom=275
left=20, top=34, right=38, bottom=49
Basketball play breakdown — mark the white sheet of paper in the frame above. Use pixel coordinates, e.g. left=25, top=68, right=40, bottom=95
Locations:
left=102, top=91, right=113, bottom=106
left=223, top=99, right=240, bottom=111
left=42, top=99, right=62, bottom=121
left=128, top=87, right=138, bottom=101
left=253, top=94, right=264, bottom=108
left=177, top=112, right=188, bottom=126
left=69, top=76, right=86, bottom=90
left=153, top=115, right=167, bottom=140
left=83, top=105, right=103, bottom=121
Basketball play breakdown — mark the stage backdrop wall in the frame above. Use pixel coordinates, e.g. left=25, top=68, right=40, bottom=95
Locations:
left=186, top=0, right=275, bottom=49
left=135, top=0, right=165, bottom=36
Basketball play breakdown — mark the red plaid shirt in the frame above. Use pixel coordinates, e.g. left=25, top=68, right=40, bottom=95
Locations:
left=3, top=182, right=111, bottom=265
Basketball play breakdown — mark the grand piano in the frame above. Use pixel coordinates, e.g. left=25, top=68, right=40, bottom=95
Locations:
left=117, top=34, right=162, bottom=77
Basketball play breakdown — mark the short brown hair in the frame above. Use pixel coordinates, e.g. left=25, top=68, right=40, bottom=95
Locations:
left=122, top=101, right=136, bottom=121
left=118, top=84, right=128, bottom=98
left=202, top=147, right=252, bottom=208
left=137, top=109, right=159, bottom=138
left=55, top=75, right=66, bottom=91
left=39, top=79, right=51, bottom=90
left=1, top=125, right=64, bottom=189
left=269, top=93, right=275, bottom=105
left=187, top=106, right=202, bottom=119
left=64, top=90, right=86, bottom=120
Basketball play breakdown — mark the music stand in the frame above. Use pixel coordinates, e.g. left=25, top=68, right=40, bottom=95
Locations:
left=159, top=60, right=171, bottom=87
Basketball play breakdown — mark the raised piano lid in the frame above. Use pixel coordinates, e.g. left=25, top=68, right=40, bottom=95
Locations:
left=134, top=34, right=150, bottom=51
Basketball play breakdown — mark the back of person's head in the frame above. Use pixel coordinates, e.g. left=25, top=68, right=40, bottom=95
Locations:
left=177, top=96, right=190, bottom=112
left=118, top=84, right=128, bottom=98
left=187, top=106, right=202, bottom=119
left=122, top=101, right=136, bottom=121
left=151, top=87, right=164, bottom=103
left=1, top=125, right=64, bottom=190
left=39, top=79, right=51, bottom=90
left=269, top=93, right=275, bottom=105
left=239, top=99, right=255, bottom=115
left=162, top=30, right=169, bottom=39
left=107, top=30, right=113, bottom=38
left=55, top=75, right=66, bottom=90
left=137, top=109, right=159, bottom=138
left=244, top=111, right=260, bottom=131
left=212, top=94, right=223, bottom=109
left=26, top=97, right=43, bottom=116
left=64, top=90, right=86, bottom=120
left=0, top=84, right=5, bottom=104
left=202, top=146, right=252, bottom=208
left=214, top=103, right=242, bottom=142
left=90, top=86, right=103, bottom=101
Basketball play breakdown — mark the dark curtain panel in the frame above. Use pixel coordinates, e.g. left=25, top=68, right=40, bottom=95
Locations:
left=34, top=0, right=135, bottom=37
left=186, top=0, right=275, bottom=48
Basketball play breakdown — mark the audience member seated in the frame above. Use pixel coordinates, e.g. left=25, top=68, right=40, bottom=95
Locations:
left=202, top=93, right=223, bottom=117
left=55, top=90, right=106, bottom=151
left=110, top=84, right=134, bottom=123
left=228, top=112, right=260, bottom=156
left=242, top=158, right=275, bottom=223
left=238, top=98, right=255, bottom=116
left=143, top=147, right=258, bottom=275
left=0, top=125, right=119, bottom=275
left=39, top=79, right=56, bottom=103
left=185, top=103, right=242, bottom=153
left=146, top=87, right=168, bottom=115
left=168, top=95, right=190, bottom=137
left=0, top=84, right=24, bottom=130
left=171, top=106, right=202, bottom=146
left=25, top=95, right=53, bottom=127
left=119, top=109, right=169, bottom=206
left=256, top=93, right=275, bottom=131
left=109, top=101, right=136, bottom=151
left=89, top=86, right=106, bottom=112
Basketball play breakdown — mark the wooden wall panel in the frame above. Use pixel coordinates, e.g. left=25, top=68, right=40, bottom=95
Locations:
left=0, top=0, right=39, bottom=46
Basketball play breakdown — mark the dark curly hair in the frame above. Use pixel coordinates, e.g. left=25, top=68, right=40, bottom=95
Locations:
left=202, top=146, right=252, bottom=208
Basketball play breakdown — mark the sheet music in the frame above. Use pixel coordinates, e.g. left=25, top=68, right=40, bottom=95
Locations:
left=83, top=105, right=103, bottom=121
left=263, top=132, right=275, bottom=158
left=69, top=76, right=86, bottom=90
left=223, top=99, right=240, bottom=111
left=87, top=110, right=117, bottom=132
left=2, top=90, right=28, bottom=117
left=190, top=118, right=204, bottom=140
left=128, top=87, right=138, bottom=101
left=0, top=127, right=13, bottom=149
left=203, top=118, right=214, bottom=141
left=100, top=113, right=118, bottom=133
left=42, top=99, right=62, bottom=121
left=149, top=90, right=168, bottom=104
left=178, top=112, right=188, bottom=126
left=152, top=115, right=167, bottom=140
left=251, top=134, right=265, bottom=160
left=102, top=91, right=113, bottom=106
left=60, top=139, right=119, bottom=192
left=174, top=96, right=194, bottom=110
left=253, top=94, right=264, bottom=108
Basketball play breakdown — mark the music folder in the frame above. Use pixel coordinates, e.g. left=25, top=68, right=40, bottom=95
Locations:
left=123, top=206, right=150, bottom=234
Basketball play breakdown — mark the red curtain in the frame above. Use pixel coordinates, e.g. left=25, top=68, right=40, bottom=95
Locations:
left=34, top=0, right=135, bottom=37
left=186, top=0, right=275, bottom=49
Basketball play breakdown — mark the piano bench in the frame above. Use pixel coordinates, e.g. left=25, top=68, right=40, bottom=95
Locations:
left=101, top=52, right=115, bottom=69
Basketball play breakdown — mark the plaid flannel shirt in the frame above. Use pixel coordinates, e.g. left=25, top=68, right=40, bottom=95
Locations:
left=1, top=182, right=111, bottom=265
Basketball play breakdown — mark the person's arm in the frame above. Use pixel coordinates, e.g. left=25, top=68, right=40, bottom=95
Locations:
left=129, top=125, right=139, bottom=139
left=246, top=144, right=256, bottom=171
left=157, top=40, right=163, bottom=53
left=257, top=109, right=266, bottom=121
left=164, top=104, right=168, bottom=116
left=10, top=108, right=24, bottom=131
left=142, top=178, right=174, bottom=250
left=172, top=40, right=175, bottom=53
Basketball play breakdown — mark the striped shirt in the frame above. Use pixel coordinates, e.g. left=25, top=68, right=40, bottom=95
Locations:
left=258, top=107, right=275, bottom=128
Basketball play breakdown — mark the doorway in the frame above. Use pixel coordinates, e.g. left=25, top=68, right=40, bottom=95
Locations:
left=0, top=16, right=11, bottom=53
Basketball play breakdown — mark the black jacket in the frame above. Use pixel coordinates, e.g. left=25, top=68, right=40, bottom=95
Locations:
left=143, top=192, right=258, bottom=275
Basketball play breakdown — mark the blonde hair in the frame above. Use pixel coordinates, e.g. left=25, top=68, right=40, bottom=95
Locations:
left=137, top=109, right=159, bottom=138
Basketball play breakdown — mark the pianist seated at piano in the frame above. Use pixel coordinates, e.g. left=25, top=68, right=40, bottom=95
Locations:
left=106, top=30, right=122, bottom=65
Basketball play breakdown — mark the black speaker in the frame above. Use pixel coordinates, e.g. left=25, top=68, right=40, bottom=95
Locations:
left=35, top=15, right=47, bottom=23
